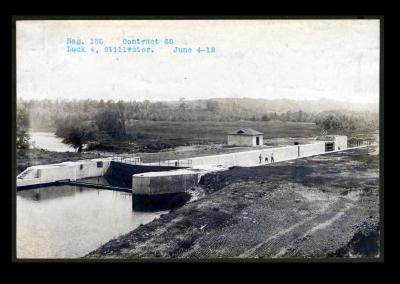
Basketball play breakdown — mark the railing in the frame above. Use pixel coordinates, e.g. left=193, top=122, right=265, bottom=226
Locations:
left=348, top=139, right=375, bottom=147
left=111, top=154, right=141, bottom=165
left=109, top=154, right=192, bottom=167
left=164, top=159, right=192, bottom=168
left=138, top=158, right=193, bottom=167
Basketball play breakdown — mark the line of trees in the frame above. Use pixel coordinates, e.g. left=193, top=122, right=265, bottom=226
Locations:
left=315, top=110, right=379, bottom=132
left=19, top=98, right=354, bottom=128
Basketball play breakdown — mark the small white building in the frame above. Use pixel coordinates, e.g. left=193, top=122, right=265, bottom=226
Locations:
left=227, top=128, right=264, bottom=147
left=316, top=135, right=348, bottom=151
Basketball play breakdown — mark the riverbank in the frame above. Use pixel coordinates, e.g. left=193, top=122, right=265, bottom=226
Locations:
left=86, top=146, right=380, bottom=258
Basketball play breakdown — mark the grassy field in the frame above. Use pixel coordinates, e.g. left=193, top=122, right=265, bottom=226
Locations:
left=123, top=120, right=321, bottom=151
left=127, top=120, right=320, bottom=141
left=125, top=119, right=376, bottom=151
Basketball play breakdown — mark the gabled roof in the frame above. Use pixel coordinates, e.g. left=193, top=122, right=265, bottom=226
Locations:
left=228, top=128, right=263, bottom=136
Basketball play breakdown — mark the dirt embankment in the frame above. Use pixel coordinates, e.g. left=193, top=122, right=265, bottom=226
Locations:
left=86, top=146, right=380, bottom=259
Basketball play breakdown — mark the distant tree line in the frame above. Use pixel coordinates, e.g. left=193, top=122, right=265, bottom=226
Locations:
left=315, top=110, right=379, bottom=133
left=19, top=98, right=361, bottom=126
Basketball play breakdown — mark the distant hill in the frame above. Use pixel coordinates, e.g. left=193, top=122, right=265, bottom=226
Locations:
left=166, top=97, right=379, bottom=113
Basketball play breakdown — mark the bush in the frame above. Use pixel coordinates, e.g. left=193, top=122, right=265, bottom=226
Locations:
left=261, top=114, right=270, bottom=121
left=55, top=116, right=97, bottom=152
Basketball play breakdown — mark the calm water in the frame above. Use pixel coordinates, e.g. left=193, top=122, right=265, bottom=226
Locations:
left=17, top=181, right=165, bottom=259
left=29, top=131, right=76, bottom=152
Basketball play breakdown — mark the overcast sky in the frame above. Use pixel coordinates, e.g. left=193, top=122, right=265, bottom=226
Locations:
left=17, top=19, right=380, bottom=104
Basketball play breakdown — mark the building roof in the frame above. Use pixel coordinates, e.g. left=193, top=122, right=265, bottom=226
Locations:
left=228, top=128, right=263, bottom=136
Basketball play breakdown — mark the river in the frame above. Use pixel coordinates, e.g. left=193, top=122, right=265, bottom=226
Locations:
left=29, top=131, right=76, bottom=152
left=17, top=179, right=165, bottom=259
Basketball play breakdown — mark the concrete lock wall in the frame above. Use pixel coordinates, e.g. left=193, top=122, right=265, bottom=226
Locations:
left=189, top=142, right=327, bottom=168
left=132, top=170, right=199, bottom=195
left=130, top=142, right=330, bottom=196
left=105, top=162, right=183, bottom=188
left=298, top=142, right=326, bottom=157
left=17, top=159, right=111, bottom=187
left=74, top=159, right=111, bottom=179
left=17, top=138, right=348, bottom=191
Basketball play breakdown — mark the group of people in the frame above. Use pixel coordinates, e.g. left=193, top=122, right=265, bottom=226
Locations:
left=259, top=153, right=274, bottom=164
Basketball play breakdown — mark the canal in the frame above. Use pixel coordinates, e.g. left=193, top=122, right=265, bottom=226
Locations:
left=17, top=132, right=168, bottom=258
left=17, top=178, right=165, bottom=259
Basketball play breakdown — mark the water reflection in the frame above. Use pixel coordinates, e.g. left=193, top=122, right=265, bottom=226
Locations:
left=18, top=185, right=79, bottom=201
left=17, top=178, right=165, bottom=259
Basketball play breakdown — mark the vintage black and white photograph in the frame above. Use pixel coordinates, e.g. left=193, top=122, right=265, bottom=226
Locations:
left=15, top=18, right=381, bottom=260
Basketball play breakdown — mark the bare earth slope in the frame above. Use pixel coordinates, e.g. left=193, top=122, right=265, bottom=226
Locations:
left=86, top=146, right=379, bottom=259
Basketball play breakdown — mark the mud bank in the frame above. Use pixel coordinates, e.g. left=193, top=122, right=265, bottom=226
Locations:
left=85, top=147, right=380, bottom=259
